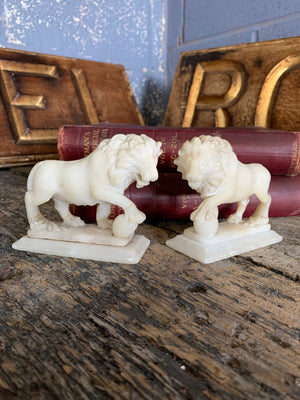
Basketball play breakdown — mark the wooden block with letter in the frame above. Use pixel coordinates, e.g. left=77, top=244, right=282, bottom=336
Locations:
left=0, top=48, right=143, bottom=167
left=164, top=36, right=300, bottom=130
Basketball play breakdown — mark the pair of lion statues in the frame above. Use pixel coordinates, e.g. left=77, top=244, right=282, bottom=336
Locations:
left=25, top=133, right=271, bottom=239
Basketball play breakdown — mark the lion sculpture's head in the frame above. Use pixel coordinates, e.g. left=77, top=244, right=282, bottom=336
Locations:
left=174, top=135, right=235, bottom=197
left=95, top=134, right=162, bottom=190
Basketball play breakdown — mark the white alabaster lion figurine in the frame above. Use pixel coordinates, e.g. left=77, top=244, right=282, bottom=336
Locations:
left=174, top=135, right=271, bottom=229
left=25, top=134, right=162, bottom=237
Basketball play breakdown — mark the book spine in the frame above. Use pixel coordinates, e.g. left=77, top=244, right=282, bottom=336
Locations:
left=58, top=123, right=300, bottom=176
left=70, top=173, right=300, bottom=222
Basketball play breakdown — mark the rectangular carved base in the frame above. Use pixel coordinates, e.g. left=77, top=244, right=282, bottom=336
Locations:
left=12, top=234, right=150, bottom=264
left=166, top=222, right=282, bottom=264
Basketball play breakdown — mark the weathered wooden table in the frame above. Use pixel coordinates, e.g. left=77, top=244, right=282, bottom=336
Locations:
left=0, top=168, right=299, bottom=400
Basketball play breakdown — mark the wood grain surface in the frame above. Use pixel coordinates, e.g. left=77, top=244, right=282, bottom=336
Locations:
left=0, top=168, right=299, bottom=400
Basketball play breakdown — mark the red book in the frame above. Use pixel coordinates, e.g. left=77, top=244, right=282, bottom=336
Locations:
left=70, top=173, right=300, bottom=222
left=58, top=123, right=300, bottom=177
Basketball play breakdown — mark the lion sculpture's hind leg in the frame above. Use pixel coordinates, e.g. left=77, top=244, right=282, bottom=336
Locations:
left=25, top=190, right=59, bottom=231
left=247, top=192, right=271, bottom=227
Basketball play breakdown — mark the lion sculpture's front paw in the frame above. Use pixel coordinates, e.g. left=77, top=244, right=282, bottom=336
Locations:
left=227, top=213, right=242, bottom=224
left=126, top=208, right=146, bottom=224
left=97, top=218, right=113, bottom=230
left=191, top=202, right=216, bottom=222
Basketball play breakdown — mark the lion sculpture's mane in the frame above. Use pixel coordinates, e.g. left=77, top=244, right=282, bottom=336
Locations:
left=175, top=136, right=233, bottom=197
left=96, top=134, right=161, bottom=188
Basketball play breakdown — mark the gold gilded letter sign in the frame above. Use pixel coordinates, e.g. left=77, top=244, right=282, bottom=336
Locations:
left=255, top=54, right=300, bottom=127
left=0, top=60, right=59, bottom=143
left=164, top=36, right=300, bottom=131
left=182, top=60, right=246, bottom=127
left=0, top=48, right=143, bottom=167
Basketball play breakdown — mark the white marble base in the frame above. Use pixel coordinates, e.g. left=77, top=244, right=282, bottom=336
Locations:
left=13, top=224, right=150, bottom=264
left=28, top=223, right=133, bottom=246
left=166, top=222, right=282, bottom=264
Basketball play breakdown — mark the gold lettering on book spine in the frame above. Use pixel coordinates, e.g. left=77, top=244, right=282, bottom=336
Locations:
left=182, top=60, right=246, bottom=127
left=170, top=132, right=178, bottom=168
left=182, top=195, right=188, bottom=209
left=287, top=136, right=300, bottom=176
left=0, top=60, right=59, bottom=144
left=83, top=131, right=91, bottom=157
left=255, top=54, right=300, bottom=127
left=158, top=136, right=166, bottom=166
left=100, top=128, right=109, bottom=139
left=92, top=130, right=100, bottom=151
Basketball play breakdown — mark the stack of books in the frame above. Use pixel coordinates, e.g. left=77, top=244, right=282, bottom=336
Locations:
left=58, top=123, right=300, bottom=221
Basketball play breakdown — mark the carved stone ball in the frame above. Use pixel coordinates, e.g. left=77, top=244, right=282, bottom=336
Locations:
left=112, top=214, right=138, bottom=239
left=193, top=208, right=219, bottom=239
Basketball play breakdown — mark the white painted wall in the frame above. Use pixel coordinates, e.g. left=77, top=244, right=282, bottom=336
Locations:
left=0, top=0, right=167, bottom=124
